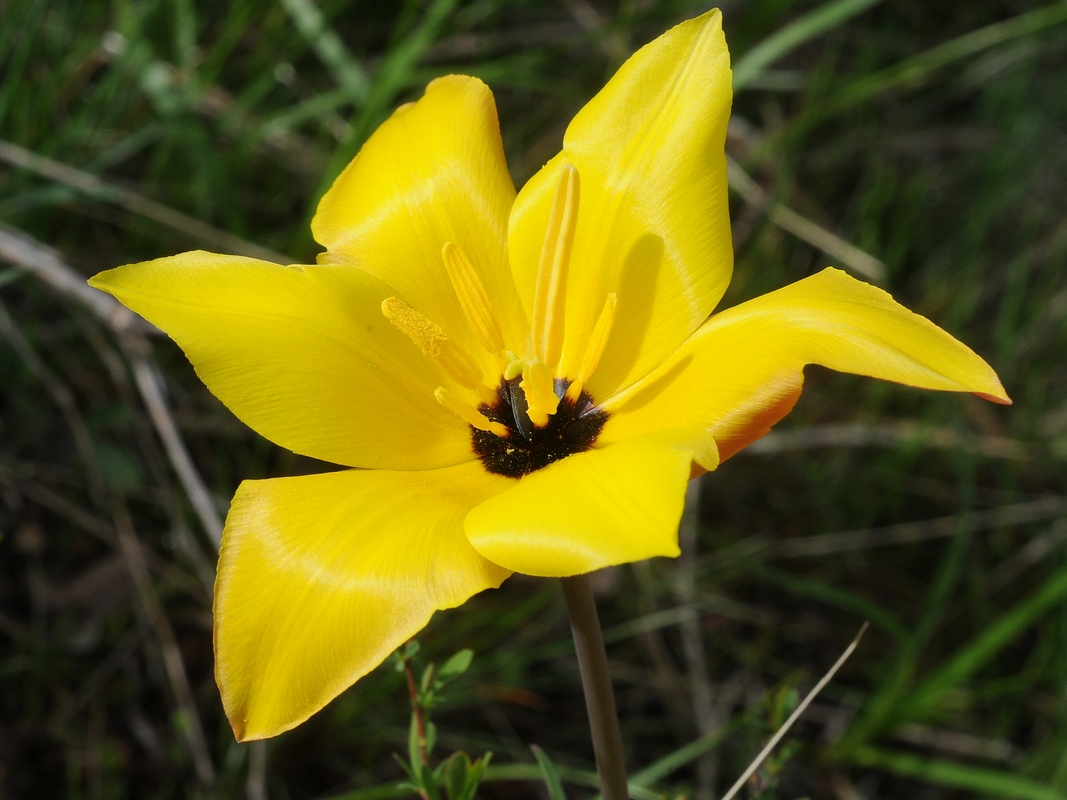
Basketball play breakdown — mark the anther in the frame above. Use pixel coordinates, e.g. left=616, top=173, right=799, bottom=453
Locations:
left=532, top=164, right=579, bottom=370
left=435, top=387, right=510, bottom=437
left=521, top=360, right=560, bottom=427
left=566, top=293, right=616, bottom=402
left=382, top=297, right=483, bottom=389
left=441, top=243, right=506, bottom=355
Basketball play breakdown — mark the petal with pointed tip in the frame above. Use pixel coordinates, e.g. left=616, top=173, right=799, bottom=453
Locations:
left=601, top=268, right=1010, bottom=462
left=313, top=75, right=526, bottom=360
left=509, top=11, right=732, bottom=394
left=90, top=251, right=470, bottom=470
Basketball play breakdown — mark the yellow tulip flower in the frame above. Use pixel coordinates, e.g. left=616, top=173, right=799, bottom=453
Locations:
left=89, top=10, right=1008, bottom=742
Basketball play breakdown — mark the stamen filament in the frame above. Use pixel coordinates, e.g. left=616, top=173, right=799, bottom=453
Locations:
left=578, top=293, right=616, bottom=382
left=435, top=387, right=509, bottom=437
left=521, top=360, right=560, bottom=427
left=566, top=293, right=616, bottom=403
left=532, top=164, right=580, bottom=370
left=441, top=243, right=506, bottom=355
left=382, top=297, right=483, bottom=389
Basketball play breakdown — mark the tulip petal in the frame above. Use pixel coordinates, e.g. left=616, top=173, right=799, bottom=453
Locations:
left=313, top=75, right=526, bottom=360
left=509, top=10, right=732, bottom=396
left=601, top=268, right=1011, bottom=462
left=90, top=251, right=472, bottom=470
left=464, top=438, right=693, bottom=577
left=215, top=463, right=512, bottom=741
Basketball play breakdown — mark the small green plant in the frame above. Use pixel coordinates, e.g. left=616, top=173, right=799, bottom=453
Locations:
left=391, top=641, right=492, bottom=800
left=743, top=684, right=803, bottom=800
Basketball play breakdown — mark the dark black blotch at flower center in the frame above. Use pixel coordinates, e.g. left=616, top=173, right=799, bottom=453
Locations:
left=472, top=377, right=609, bottom=478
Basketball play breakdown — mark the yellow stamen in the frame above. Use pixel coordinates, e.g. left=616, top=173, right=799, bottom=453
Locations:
left=382, top=297, right=482, bottom=388
left=578, top=293, right=616, bottom=382
left=564, top=379, right=583, bottom=404
left=521, top=360, right=560, bottom=427
left=565, top=293, right=616, bottom=403
left=477, top=383, right=499, bottom=405
left=435, top=387, right=509, bottom=437
left=441, top=243, right=506, bottom=355
left=532, top=164, right=580, bottom=370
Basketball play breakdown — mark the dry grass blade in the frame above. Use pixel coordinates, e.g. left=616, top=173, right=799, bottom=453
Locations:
left=727, top=156, right=886, bottom=282
left=278, top=0, right=370, bottom=102
left=0, top=469, right=115, bottom=547
left=111, top=498, right=217, bottom=785
left=720, top=623, right=869, bottom=800
left=127, top=349, right=224, bottom=547
left=0, top=221, right=154, bottom=334
left=247, top=741, right=269, bottom=800
left=0, top=140, right=289, bottom=264
left=746, top=421, right=1031, bottom=460
left=0, top=298, right=106, bottom=505
left=0, top=288, right=216, bottom=783
left=0, top=223, right=224, bottom=547
left=773, top=497, right=1067, bottom=558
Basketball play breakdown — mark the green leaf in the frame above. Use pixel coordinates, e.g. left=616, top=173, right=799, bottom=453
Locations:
left=408, top=715, right=422, bottom=775
left=391, top=753, right=416, bottom=784
left=435, top=649, right=474, bottom=687
left=420, top=763, right=442, bottom=800
left=903, top=567, right=1067, bottom=717
left=733, top=0, right=883, bottom=90
left=443, top=752, right=472, bottom=800
left=851, top=747, right=1067, bottom=800
left=531, top=745, right=567, bottom=800
left=462, top=752, right=492, bottom=800
left=425, top=721, right=437, bottom=757
left=420, top=662, right=435, bottom=695
left=629, top=715, right=744, bottom=788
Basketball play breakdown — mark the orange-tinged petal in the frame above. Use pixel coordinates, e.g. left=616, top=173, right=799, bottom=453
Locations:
left=90, top=251, right=471, bottom=470
left=215, top=463, right=513, bottom=741
left=313, top=75, right=526, bottom=361
left=464, top=438, right=693, bottom=577
left=509, top=10, right=732, bottom=395
left=602, top=268, right=1010, bottom=461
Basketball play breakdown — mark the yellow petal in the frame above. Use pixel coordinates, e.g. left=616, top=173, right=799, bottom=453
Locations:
left=313, top=75, right=526, bottom=360
left=90, top=251, right=471, bottom=470
left=464, top=438, right=693, bottom=577
left=508, top=11, right=732, bottom=396
left=215, top=463, right=512, bottom=741
left=602, top=268, right=1011, bottom=461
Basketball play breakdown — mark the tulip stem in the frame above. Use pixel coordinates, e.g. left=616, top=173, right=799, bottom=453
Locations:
left=560, top=573, right=629, bottom=800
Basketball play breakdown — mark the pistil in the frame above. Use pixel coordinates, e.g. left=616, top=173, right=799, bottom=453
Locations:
left=520, top=360, right=560, bottom=427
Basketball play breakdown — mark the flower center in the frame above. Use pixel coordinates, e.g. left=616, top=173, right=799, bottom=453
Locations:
left=380, top=163, right=616, bottom=477
left=472, top=376, right=608, bottom=478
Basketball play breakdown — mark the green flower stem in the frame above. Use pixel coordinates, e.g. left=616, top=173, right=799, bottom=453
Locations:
left=560, top=573, right=629, bottom=800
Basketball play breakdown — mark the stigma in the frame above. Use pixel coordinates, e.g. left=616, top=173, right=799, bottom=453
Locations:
left=380, top=163, right=616, bottom=476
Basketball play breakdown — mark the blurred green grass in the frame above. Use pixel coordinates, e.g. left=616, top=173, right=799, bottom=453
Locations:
left=2, top=0, right=1067, bottom=798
